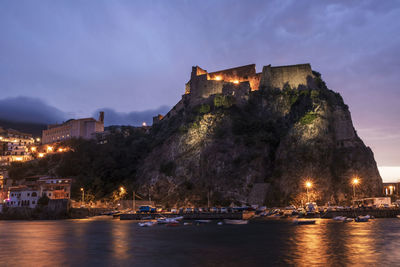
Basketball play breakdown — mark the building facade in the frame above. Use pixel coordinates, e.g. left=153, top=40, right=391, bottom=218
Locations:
left=0, top=127, right=35, bottom=165
left=42, top=112, right=104, bottom=144
left=6, top=177, right=72, bottom=208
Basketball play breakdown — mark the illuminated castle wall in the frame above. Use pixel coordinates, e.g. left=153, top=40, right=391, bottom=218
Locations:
left=185, top=63, right=314, bottom=99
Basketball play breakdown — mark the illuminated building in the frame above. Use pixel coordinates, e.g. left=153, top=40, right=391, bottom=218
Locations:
left=42, top=111, right=104, bottom=144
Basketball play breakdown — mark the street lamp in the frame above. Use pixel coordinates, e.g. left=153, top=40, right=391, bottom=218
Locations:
left=305, top=180, right=313, bottom=203
left=352, top=177, right=360, bottom=199
left=80, top=187, right=85, bottom=204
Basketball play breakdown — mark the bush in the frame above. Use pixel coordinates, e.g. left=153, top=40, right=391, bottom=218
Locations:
left=197, top=104, right=210, bottom=114
left=214, top=95, right=234, bottom=108
left=299, top=112, right=318, bottom=125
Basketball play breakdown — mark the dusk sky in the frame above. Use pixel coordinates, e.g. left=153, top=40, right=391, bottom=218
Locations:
left=0, top=1, right=399, bottom=180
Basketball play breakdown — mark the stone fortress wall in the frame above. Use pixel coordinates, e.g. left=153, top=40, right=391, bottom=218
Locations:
left=186, top=63, right=314, bottom=99
left=155, top=63, right=315, bottom=122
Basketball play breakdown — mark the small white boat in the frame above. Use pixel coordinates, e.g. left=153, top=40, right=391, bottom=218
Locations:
left=157, top=216, right=184, bottom=224
left=195, top=220, right=212, bottom=223
left=355, top=216, right=369, bottom=222
left=138, top=221, right=157, bottom=227
left=333, top=216, right=346, bottom=221
left=293, top=219, right=316, bottom=225
left=223, top=219, right=248, bottom=225
left=344, top=218, right=353, bottom=223
left=183, top=222, right=192, bottom=226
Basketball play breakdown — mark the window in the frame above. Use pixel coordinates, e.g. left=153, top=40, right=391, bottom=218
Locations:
left=48, top=193, right=52, bottom=196
left=27, top=193, right=30, bottom=197
left=32, top=192, right=37, bottom=197
left=32, top=201, right=35, bottom=204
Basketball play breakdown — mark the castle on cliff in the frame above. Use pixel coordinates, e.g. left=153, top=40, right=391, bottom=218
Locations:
left=154, top=63, right=316, bottom=123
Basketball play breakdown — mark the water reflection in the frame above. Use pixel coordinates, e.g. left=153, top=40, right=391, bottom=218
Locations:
left=1, top=218, right=400, bottom=266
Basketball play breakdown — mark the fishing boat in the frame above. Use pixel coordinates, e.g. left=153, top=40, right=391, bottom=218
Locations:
left=333, top=216, right=346, bottom=221
left=157, top=216, right=183, bottom=224
left=195, top=220, right=212, bottom=223
left=355, top=216, right=369, bottom=222
left=293, top=219, right=316, bottom=225
left=138, top=221, right=157, bottom=227
left=223, top=219, right=248, bottom=225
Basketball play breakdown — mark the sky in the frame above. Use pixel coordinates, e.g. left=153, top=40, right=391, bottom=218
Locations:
left=0, top=0, right=399, bottom=181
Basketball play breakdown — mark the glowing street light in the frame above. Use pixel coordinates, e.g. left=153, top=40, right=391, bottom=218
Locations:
left=233, top=80, right=239, bottom=84
left=80, top=187, right=85, bottom=203
left=31, top=147, right=37, bottom=152
left=47, top=146, right=53, bottom=153
left=305, top=180, right=313, bottom=203
left=215, top=76, right=222, bottom=81
left=142, top=122, right=147, bottom=127
left=38, top=153, right=45, bottom=158
left=352, top=177, right=360, bottom=199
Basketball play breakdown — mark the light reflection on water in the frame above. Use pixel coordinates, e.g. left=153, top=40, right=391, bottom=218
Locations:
left=1, top=218, right=400, bottom=266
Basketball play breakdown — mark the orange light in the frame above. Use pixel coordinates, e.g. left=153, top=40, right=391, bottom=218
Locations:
left=305, top=181, right=312, bottom=188
left=233, top=80, right=239, bottom=84
left=142, top=122, right=147, bottom=127
left=38, top=153, right=45, bottom=158
left=215, top=76, right=222, bottom=81
left=58, top=148, right=63, bottom=152
left=80, top=188, right=84, bottom=191
left=47, top=146, right=53, bottom=152
left=31, top=147, right=37, bottom=152
left=352, top=177, right=359, bottom=185
left=15, top=157, right=23, bottom=161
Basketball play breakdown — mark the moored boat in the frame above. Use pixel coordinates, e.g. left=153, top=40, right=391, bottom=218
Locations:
left=355, top=216, right=369, bottom=222
left=224, top=219, right=248, bottom=225
left=138, top=221, right=157, bottom=227
left=293, top=219, right=316, bottom=225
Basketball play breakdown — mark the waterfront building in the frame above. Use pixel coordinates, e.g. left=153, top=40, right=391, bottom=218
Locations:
left=42, top=112, right=104, bottom=144
left=7, top=186, right=40, bottom=208
left=5, top=176, right=72, bottom=208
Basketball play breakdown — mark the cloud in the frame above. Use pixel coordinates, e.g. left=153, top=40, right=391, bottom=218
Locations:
left=94, top=106, right=171, bottom=126
left=0, top=96, right=67, bottom=124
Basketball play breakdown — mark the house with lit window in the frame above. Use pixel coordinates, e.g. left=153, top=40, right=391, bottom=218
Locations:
left=7, top=186, right=40, bottom=208
left=6, top=176, right=72, bottom=208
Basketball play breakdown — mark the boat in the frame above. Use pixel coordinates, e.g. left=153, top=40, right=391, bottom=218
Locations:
left=333, top=216, right=346, bottom=221
left=195, top=220, right=212, bottom=223
left=355, top=216, right=369, bottom=222
left=138, top=221, right=157, bottom=227
left=157, top=216, right=183, bottom=224
left=344, top=218, right=353, bottom=223
left=217, top=221, right=223, bottom=225
left=223, top=219, right=248, bottom=225
left=183, top=222, right=192, bottom=226
left=293, top=219, right=316, bottom=225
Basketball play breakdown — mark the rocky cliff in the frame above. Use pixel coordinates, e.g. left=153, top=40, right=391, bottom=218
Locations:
left=137, top=71, right=382, bottom=207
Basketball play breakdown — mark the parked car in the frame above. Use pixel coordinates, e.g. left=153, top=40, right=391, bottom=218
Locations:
left=185, top=208, right=193, bottom=213
left=220, top=207, right=228, bottom=213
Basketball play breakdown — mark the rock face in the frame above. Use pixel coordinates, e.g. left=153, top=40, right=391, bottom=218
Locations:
left=138, top=67, right=382, bottom=207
